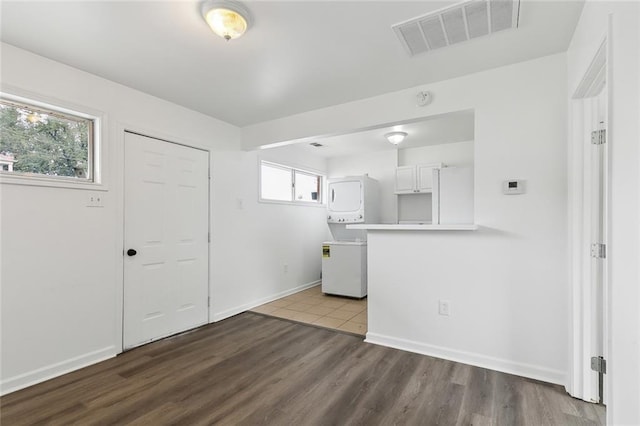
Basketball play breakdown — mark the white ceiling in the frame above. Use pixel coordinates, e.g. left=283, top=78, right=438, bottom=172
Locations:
left=0, top=1, right=584, bottom=127
left=270, top=109, right=474, bottom=159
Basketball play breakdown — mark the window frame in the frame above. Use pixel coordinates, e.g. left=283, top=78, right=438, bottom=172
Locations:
left=0, top=91, right=104, bottom=190
left=258, top=159, right=325, bottom=207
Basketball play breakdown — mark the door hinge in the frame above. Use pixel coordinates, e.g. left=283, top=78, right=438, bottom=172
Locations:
left=208, top=232, right=211, bottom=243
left=591, top=356, right=607, bottom=374
left=591, top=243, right=606, bottom=259
left=208, top=296, right=211, bottom=307
left=591, top=129, right=606, bottom=145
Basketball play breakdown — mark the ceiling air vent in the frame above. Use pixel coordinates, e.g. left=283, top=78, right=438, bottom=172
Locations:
left=392, top=0, right=520, bottom=57
left=309, top=142, right=324, bottom=147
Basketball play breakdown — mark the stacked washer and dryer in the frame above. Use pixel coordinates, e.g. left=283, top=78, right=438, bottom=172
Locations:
left=321, top=176, right=379, bottom=298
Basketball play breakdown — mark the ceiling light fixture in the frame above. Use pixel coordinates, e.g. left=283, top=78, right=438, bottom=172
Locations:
left=385, top=131, right=408, bottom=145
left=201, top=0, right=253, bottom=41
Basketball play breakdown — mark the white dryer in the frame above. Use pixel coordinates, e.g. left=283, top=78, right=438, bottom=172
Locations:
left=326, top=176, right=379, bottom=224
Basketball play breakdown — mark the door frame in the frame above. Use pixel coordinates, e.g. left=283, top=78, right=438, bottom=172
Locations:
left=115, top=125, right=211, bottom=353
left=568, top=31, right=611, bottom=404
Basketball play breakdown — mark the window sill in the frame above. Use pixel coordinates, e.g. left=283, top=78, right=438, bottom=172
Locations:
left=258, top=198, right=326, bottom=208
left=0, top=174, right=107, bottom=191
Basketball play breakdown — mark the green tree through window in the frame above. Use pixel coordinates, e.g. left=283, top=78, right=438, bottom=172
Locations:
left=0, top=100, right=92, bottom=179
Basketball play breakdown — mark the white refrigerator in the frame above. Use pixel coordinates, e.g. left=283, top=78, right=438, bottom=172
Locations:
left=321, top=241, right=367, bottom=298
left=433, top=167, right=474, bottom=225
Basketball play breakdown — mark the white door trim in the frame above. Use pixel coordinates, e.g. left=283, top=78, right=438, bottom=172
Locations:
left=568, top=34, right=609, bottom=404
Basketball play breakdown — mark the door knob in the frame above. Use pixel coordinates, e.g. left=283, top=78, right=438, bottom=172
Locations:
left=127, top=249, right=137, bottom=256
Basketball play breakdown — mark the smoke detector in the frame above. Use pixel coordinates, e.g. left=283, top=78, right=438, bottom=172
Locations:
left=416, top=91, right=432, bottom=107
left=392, top=0, right=520, bottom=57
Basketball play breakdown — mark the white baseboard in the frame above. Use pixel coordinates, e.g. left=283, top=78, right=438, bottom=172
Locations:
left=211, top=280, right=321, bottom=323
left=365, top=332, right=566, bottom=386
left=1, top=346, right=116, bottom=396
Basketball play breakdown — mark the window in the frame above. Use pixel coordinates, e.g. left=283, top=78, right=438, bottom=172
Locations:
left=294, top=170, right=320, bottom=202
left=260, top=160, right=323, bottom=204
left=0, top=98, right=95, bottom=181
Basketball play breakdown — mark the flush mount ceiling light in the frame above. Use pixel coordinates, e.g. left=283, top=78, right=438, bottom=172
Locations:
left=385, top=131, right=408, bottom=145
left=201, top=0, right=253, bottom=41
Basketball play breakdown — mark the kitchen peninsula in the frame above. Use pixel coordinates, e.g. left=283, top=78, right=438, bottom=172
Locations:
left=347, top=224, right=478, bottom=231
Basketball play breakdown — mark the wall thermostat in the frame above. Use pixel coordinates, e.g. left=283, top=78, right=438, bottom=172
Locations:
left=503, top=179, right=525, bottom=195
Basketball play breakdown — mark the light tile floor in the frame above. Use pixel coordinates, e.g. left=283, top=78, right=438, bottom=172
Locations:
left=250, top=284, right=367, bottom=336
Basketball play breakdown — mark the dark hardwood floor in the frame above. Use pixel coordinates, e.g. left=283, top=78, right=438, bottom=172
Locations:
left=1, top=313, right=604, bottom=425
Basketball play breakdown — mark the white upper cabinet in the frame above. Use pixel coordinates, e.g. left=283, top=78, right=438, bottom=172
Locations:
left=395, top=163, right=443, bottom=194
left=417, top=164, right=438, bottom=192
left=394, top=166, right=416, bottom=193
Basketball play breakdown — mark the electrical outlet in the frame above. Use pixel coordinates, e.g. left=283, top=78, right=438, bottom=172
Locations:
left=439, top=300, right=451, bottom=316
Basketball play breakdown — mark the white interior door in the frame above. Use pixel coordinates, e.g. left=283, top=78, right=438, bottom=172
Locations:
left=569, top=38, right=608, bottom=405
left=589, top=87, right=608, bottom=403
left=123, top=132, right=209, bottom=349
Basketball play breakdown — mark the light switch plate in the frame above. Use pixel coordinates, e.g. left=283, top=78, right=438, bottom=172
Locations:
left=87, top=194, right=105, bottom=207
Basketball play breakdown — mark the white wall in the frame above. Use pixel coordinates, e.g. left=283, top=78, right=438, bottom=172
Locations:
left=567, top=2, right=640, bottom=424
left=398, top=140, right=474, bottom=168
left=210, top=149, right=328, bottom=320
left=0, top=43, right=328, bottom=394
left=244, top=53, right=569, bottom=384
